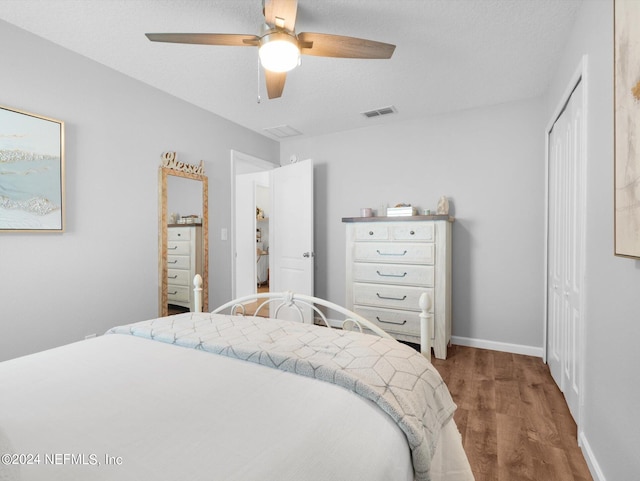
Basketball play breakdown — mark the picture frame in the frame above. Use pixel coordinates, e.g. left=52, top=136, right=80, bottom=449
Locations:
left=0, top=105, right=65, bottom=232
left=614, top=0, right=640, bottom=258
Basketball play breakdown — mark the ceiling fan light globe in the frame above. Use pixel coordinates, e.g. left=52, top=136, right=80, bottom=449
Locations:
left=259, top=32, right=300, bottom=73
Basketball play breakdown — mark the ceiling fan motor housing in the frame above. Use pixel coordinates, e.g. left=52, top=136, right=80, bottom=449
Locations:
left=259, top=28, right=301, bottom=72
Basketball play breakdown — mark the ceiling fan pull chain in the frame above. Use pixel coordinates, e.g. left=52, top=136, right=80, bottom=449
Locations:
left=257, top=55, right=262, bottom=104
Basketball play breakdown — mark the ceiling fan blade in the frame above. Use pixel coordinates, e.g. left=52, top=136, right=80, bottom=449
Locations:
left=298, top=32, right=395, bottom=59
left=145, top=33, right=260, bottom=47
left=265, top=70, right=287, bottom=99
left=264, top=0, right=298, bottom=31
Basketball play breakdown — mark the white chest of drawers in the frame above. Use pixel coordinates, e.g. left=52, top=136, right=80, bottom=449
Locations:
left=167, top=225, right=203, bottom=311
left=343, top=216, right=453, bottom=359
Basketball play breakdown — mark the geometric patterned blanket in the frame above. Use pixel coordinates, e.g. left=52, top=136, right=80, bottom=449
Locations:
left=107, top=312, right=457, bottom=481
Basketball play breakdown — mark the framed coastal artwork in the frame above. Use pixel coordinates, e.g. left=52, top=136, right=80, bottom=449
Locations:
left=614, top=0, right=640, bottom=258
left=0, top=105, right=65, bottom=232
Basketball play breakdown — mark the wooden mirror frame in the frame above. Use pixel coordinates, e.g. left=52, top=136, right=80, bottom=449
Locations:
left=158, top=166, right=209, bottom=317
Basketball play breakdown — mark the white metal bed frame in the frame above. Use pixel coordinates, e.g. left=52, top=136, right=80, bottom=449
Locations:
left=192, top=274, right=434, bottom=360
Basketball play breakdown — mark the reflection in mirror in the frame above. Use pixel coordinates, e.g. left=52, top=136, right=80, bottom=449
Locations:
left=159, top=165, right=208, bottom=317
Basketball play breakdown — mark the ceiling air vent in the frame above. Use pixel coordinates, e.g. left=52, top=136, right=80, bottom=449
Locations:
left=361, top=105, right=397, bottom=118
left=263, top=124, right=302, bottom=139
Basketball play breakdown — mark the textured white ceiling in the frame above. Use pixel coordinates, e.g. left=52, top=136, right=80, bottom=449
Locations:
left=0, top=0, right=582, bottom=140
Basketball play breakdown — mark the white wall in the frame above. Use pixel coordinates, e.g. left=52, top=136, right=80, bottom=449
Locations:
left=0, top=20, right=278, bottom=361
left=545, top=1, right=640, bottom=479
left=281, top=97, right=545, bottom=352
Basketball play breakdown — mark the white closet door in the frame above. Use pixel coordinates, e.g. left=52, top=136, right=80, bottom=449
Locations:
left=547, top=109, right=565, bottom=389
left=547, top=80, right=584, bottom=423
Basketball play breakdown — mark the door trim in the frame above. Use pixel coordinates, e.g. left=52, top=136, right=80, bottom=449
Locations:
left=543, top=54, right=588, bottom=432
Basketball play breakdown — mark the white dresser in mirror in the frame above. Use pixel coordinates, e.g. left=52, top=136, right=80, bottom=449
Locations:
left=167, top=224, right=203, bottom=311
left=343, top=215, right=453, bottom=359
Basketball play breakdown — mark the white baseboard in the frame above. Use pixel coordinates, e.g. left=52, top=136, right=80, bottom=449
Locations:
left=323, top=320, right=544, bottom=358
left=323, top=318, right=343, bottom=329
left=451, top=335, right=544, bottom=358
left=579, top=431, right=606, bottom=481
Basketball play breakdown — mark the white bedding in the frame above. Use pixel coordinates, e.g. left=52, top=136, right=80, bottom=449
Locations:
left=109, top=311, right=457, bottom=479
left=0, top=331, right=473, bottom=481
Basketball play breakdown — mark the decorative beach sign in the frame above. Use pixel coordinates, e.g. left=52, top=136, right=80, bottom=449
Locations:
left=0, top=105, right=64, bottom=232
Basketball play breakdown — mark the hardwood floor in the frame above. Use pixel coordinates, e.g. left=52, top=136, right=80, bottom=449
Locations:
left=430, top=345, right=593, bottom=481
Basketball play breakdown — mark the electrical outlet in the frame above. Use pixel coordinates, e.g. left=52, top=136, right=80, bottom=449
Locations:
left=221, top=228, right=228, bottom=241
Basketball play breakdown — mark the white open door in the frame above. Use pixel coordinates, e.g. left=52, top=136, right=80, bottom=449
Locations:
left=269, top=159, right=314, bottom=320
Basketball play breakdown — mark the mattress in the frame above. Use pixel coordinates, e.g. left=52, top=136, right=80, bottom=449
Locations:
left=0, top=324, right=473, bottom=481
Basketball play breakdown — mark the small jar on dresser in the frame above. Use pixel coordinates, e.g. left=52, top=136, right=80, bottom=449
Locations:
left=342, top=215, right=453, bottom=359
left=167, top=224, right=203, bottom=311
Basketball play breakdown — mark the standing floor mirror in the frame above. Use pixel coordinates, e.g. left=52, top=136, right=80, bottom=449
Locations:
left=158, top=152, right=208, bottom=317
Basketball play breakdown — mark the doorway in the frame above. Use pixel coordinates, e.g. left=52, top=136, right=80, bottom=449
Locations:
left=231, top=152, right=315, bottom=316
left=255, top=182, right=270, bottom=294
left=230, top=150, right=274, bottom=300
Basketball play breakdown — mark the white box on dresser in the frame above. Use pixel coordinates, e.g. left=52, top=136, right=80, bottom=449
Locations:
left=343, top=215, right=453, bottom=359
left=167, top=224, right=203, bottom=311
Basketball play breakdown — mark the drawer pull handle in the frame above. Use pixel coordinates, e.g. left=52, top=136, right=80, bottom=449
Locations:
left=168, top=245, right=178, bottom=250
left=369, top=231, right=374, bottom=235
left=169, top=290, right=178, bottom=295
left=168, top=274, right=178, bottom=279
left=376, top=249, right=407, bottom=256
left=376, top=293, right=407, bottom=301
left=410, top=230, right=415, bottom=235
left=376, top=316, right=407, bottom=326
left=376, top=270, right=407, bottom=278
left=168, top=259, right=178, bottom=264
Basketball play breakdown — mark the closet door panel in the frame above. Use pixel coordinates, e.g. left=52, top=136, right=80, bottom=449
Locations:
left=546, top=80, right=584, bottom=424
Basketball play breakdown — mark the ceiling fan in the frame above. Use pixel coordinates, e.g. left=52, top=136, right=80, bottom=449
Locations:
left=145, top=0, right=396, bottom=99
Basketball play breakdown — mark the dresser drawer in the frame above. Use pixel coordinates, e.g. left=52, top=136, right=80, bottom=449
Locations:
left=354, top=224, right=389, bottom=241
left=353, top=283, right=432, bottom=312
left=169, top=227, right=191, bottom=241
left=167, top=240, right=190, bottom=256
left=168, top=269, right=191, bottom=286
left=391, top=222, right=434, bottom=241
left=354, top=242, right=434, bottom=264
left=167, top=285, right=190, bottom=303
left=167, top=255, right=190, bottom=270
left=354, top=305, right=420, bottom=336
left=352, top=263, right=434, bottom=287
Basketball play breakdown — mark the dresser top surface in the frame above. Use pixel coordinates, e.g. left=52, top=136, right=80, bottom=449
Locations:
left=342, top=215, right=454, bottom=223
